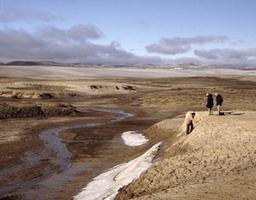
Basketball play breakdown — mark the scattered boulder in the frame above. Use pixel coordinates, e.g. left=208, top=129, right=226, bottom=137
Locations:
left=90, top=85, right=103, bottom=89
left=122, top=85, right=136, bottom=91
left=39, top=93, right=54, bottom=99
left=89, top=84, right=136, bottom=92
left=90, top=85, right=98, bottom=89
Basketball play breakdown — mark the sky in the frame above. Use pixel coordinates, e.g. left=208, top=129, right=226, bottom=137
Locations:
left=0, top=0, right=256, bottom=66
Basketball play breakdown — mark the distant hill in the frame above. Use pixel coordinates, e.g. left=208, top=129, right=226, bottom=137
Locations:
left=1, top=60, right=255, bottom=70
left=5, top=61, right=60, bottom=66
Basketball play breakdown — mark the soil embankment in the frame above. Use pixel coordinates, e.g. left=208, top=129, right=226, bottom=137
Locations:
left=116, top=111, right=256, bottom=200
left=0, top=103, right=80, bottom=119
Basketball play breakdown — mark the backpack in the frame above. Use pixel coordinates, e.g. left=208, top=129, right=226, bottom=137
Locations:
left=220, top=95, right=223, bottom=104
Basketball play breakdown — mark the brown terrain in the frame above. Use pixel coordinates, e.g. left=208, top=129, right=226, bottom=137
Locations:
left=116, top=111, right=256, bottom=200
left=0, top=73, right=255, bottom=200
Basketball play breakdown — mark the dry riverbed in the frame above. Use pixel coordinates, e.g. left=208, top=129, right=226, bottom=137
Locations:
left=0, top=75, right=256, bottom=200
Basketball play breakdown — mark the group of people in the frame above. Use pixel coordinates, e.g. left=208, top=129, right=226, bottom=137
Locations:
left=185, top=93, right=224, bottom=135
left=206, top=93, right=223, bottom=116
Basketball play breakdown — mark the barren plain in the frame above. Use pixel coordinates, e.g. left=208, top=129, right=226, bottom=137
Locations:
left=0, top=66, right=255, bottom=200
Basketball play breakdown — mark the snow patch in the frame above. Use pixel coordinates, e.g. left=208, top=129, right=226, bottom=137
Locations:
left=121, top=131, right=148, bottom=146
left=73, top=142, right=161, bottom=200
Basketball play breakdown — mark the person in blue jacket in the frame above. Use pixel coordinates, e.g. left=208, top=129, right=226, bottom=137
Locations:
left=206, top=93, right=214, bottom=115
left=215, top=93, right=223, bottom=115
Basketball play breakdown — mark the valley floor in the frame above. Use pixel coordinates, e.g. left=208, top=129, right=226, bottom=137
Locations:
left=0, top=71, right=255, bottom=199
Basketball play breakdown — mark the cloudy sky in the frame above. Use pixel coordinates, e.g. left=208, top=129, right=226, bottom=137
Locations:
left=0, top=0, right=256, bottom=66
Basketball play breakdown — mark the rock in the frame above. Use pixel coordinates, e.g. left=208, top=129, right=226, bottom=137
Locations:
left=39, top=93, right=54, bottom=99
left=122, top=85, right=135, bottom=91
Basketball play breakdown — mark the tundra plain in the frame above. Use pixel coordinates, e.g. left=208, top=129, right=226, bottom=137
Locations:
left=0, top=66, right=256, bottom=200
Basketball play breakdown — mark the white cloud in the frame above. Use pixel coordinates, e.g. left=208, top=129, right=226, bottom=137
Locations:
left=146, top=35, right=229, bottom=55
left=1, top=25, right=256, bottom=67
left=194, top=48, right=256, bottom=65
left=0, top=26, right=163, bottom=65
left=38, top=25, right=103, bottom=43
left=0, top=8, right=59, bottom=23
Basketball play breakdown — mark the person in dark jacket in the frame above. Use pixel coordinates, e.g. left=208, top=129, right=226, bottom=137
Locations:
left=206, top=93, right=214, bottom=115
left=215, top=93, right=223, bottom=115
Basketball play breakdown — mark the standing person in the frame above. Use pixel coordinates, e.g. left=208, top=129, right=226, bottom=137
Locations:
left=215, top=93, right=223, bottom=115
left=185, top=112, right=196, bottom=135
left=206, top=93, right=214, bottom=115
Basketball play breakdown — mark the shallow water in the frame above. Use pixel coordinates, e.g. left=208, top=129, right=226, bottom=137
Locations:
left=39, top=108, right=133, bottom=172
left=0, top=108, right=133, bottom=199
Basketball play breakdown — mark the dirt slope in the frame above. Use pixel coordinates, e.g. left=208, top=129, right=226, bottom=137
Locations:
left=115, top=111, right=256, bottom=200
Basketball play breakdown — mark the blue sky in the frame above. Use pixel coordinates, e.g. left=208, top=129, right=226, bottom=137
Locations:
left=0, top=0, right=256, bottom=65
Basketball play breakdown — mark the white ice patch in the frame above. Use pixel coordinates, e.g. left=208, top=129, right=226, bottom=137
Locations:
left=73, top=142, right=161, bottom=200
left=121, top=131, right=148, bottom=146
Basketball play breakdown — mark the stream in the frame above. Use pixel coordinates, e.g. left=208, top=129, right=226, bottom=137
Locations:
left=0, top=108, right=133, bottom=199
left=39, top=108, right=133, bottom=172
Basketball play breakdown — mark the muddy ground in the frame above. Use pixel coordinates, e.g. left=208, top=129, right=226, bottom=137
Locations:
left=0, top=76, right=256, bottom=199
